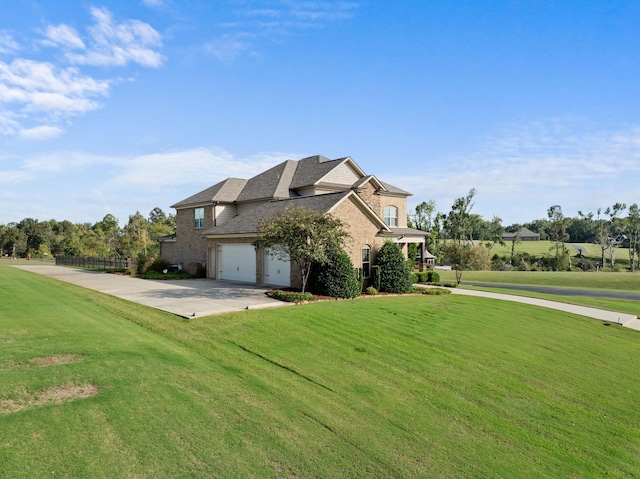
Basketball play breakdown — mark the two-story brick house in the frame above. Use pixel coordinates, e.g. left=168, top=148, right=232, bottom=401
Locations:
left=160, top=155, right=428, bottom=288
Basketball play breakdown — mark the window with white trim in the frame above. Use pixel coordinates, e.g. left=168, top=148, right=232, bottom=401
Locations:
left=361, top=247, right=371, bottom=278
left=384, top=206, right=398, bottom=227
left=194, top=207, right=205, bottom=229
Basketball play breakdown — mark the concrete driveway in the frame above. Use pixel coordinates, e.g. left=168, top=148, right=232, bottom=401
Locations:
left=12, top=265, right=288, bottom=318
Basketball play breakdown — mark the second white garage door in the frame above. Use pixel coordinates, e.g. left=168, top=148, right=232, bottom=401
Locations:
left=218, top=244, right=256, bottom=283
left=263, top=249, right=290, bottom=287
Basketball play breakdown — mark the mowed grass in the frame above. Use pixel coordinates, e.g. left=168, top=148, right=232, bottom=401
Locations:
left=1, top=266, right=640, bottom=478
left=438, top=269, right=640, bottom=292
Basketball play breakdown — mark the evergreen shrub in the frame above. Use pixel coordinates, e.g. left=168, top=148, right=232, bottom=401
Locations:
left=375, top=241, right=412, bottom=294
left=309, top=247, right=360, bottom=299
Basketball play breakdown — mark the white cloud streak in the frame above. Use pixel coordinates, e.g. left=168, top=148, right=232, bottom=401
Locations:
left=0, top=148, right=299, bottom=223
left=206, top=1, right=358, bottom=62
left=0, top=31, right=20, bottom=54
left=384, top=119, right=640, bottom=223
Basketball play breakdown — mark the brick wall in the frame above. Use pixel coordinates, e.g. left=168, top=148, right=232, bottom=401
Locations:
left=162, top=207, right=208, bottom=268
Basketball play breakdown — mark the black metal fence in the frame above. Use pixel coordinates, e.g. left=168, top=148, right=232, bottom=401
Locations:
left=55, top=255, right=136, bottom=271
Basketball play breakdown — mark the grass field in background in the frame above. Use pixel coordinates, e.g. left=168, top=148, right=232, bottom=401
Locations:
left=1, top=264, right=639, bottom=478
left=489, top=240, right=632, bottom=264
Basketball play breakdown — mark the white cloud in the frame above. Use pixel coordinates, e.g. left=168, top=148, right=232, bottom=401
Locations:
left=103, top=148, right=294, bottom=191
left=0, top=7, right=163, bottom=139
left=0, top=31, right=19, bottom=54
left=0, top=59, right=109, bottom=118
left=43, top=24, right=85, bottom=50
left=205, top=33, right=255, bottom=63
left=18, top=125, right=64, bottom=140
left=63, top=7, right=164, bottom=67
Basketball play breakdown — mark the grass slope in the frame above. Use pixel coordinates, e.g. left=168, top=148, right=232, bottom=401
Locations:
left=1, top=265, right=639, bottom=478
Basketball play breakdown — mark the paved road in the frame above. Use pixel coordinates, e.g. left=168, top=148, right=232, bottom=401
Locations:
left=12, top=265, right=288, bottom=318
left=463, top=282, right=640, bottom=300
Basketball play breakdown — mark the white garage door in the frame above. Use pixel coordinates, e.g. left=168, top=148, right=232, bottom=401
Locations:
left=264, top=249, right=290, bottom=287
left=218, top=244, right=256, bottom=283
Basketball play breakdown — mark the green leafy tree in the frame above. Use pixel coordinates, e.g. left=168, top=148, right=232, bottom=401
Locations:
left=147, top=207, right=175, bottom=248
left=375, top=240, right=412, bottom=293
left=442, top=241, right=475, bottom=284
left=593, top=204, right=626, bottom=269
left=258, top=207, right=348, bottom=293
left=442, top=188, right=477, bottom=282
left=121, top=212, right=153, bottom=258
left=547, top=205, right=570, bottom=270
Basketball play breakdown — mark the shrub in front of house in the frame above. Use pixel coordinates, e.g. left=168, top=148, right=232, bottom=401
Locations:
left=309, top=247, right=361, bottom=299
left=271, top=290, right=315, bottom=303
left=371, top=265, right=381, bottom=291
left=365, top=286, right=378, bottom=295
left=375, top=241, right=413, bottom=294
left=427, top=271, right=440, bottom=283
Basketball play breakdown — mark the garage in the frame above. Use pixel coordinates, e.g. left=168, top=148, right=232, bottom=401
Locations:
left=217, top=244, right=256, bottom=283
left=263, top=249, right=290, bottom=287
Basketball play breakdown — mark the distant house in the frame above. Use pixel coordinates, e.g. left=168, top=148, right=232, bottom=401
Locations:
left=160, top=155, right=431, bottom=289
left=502, top=227, right=540, bottom=242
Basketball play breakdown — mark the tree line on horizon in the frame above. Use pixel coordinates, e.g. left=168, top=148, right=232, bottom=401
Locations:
left=2, top=196, right=639, bottom=273
left=409, top=190, right=640, bottom=273
left=0, top=207, right=175, bottom=261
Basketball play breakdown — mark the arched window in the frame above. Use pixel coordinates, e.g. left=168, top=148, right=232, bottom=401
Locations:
left=383, top=206, right=398, bottom=227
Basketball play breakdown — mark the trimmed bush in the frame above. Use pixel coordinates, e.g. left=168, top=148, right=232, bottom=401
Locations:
left=365, top=286, right=378, bottom=295
left=375, top=241, right=413, bottom=294
left=148, top=257, right=171, bottom=274
left=410, top=272, right=419, bottom=284
left=271, top=290, right=314, bottom=303
left=420, top=287, right=451, bottom=295
left=309, top=247, right=360, bottom=299
left=427, top=271, right=440, bottom=283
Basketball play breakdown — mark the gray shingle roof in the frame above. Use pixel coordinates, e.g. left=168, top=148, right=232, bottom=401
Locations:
left=236, top=160, right=298, bottom=202
left=388, top=227, right=429, bottom=236
left=378, top=180, right=411, bottom=196
left=171, top=155, right=412, bottom=210
left=171, top=178, right=247, bottom=208
left=202, top=191, right=352, bottom=236
left=289, top=155, right=346, bottom=189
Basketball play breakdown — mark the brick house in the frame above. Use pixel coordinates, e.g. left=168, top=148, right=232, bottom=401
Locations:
left=160, top=155, right=428, bottom=288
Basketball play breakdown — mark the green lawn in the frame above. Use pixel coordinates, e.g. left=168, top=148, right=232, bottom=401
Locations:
left=437, top=269, right=640, bottom=292
left=1, top=265, right=639, bottom=478
left=435, top=270, right=640, bottom=316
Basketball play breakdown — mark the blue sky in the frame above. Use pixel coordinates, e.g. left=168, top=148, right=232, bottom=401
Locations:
left=1, top=1, right=639, bottom=226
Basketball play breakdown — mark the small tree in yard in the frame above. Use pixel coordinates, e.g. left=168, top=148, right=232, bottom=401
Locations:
left=442, top=188, right=477, bottom=283
left=376, top=241, right=412, bottom=294
left=258, top=207, right=348, bottom=293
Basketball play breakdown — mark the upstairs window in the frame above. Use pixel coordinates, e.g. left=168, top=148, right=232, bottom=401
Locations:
left=361, top=247, right=371, bottom=278
left=384, top=206, right=398, bottom=227
left=194, top=207, right=205, bottom=229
